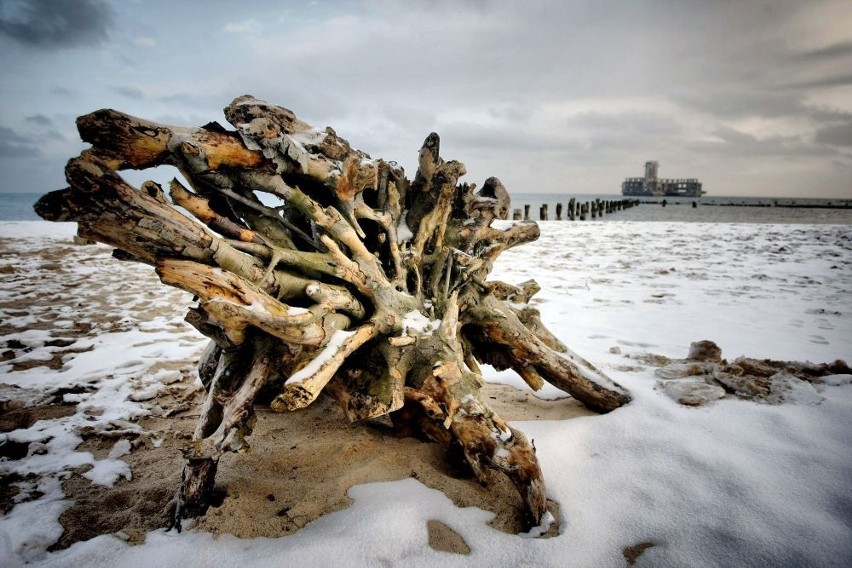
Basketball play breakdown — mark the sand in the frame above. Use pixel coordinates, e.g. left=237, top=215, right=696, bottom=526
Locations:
left=0, top=231, right=589, bottom=555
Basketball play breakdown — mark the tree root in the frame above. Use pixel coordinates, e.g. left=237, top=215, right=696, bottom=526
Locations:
left=34, top=96, right=632, bottom=533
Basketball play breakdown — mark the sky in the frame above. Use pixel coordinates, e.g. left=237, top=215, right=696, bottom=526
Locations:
left=0, top=0, right=851, bottom=199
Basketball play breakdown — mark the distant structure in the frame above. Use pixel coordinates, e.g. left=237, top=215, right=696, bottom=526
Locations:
left=622, top=161, right=704, bottom=197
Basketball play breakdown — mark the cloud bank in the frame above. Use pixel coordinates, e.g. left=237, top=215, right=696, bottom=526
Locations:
left=0, top=0, right=113, bottom=48
left=0, top=0, right=850, bottom=198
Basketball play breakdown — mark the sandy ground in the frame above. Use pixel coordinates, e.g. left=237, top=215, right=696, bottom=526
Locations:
left=53, top=383, right=588, bottom=553
left=0, top=232, right=592, bottom=556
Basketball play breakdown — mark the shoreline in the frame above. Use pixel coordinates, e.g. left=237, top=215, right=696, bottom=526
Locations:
left=1, top=220, right=850, bottom=566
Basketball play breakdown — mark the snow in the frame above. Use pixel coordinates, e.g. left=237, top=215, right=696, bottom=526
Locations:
left=401, top=309, right=439, bottom=336
left=823, top=374, right=852, bottom=387
left=520, top=511, right=556, bottom=539
left=284, top=329, right=355, bottom=385
left=81, top=440, right=133, bottom=487
left=0, top=477, right=70, bottom=563
left=82, top=455, right=132, bottom=488
left=2, top=220, right=851, bottom=566
left=396, top=214, right=414, bottom=242
left=290, top=128, right=329, bottom=147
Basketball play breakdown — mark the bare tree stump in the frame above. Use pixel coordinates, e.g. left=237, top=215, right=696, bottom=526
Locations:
left=34, top=95, right=631, bottom=531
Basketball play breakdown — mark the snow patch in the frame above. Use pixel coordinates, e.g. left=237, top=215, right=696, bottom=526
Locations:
left=285, top=330, right=355, bottom=385
left=402, top=310, right=439, bottom=336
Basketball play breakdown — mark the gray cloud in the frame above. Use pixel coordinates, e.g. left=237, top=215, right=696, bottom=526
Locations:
left=809, top=107, right=852, bottom=123
left=25, top=114, right=52, bottom=127
left=815, top=122, right=852, bottom=146
left=49, top=85, right=75, bottom=97
left=23, top=114, right=64, bottom=141
left=0, top=0, right=113, bottom=48
left=564, top=112, right=682, bottom=138
left=2, top=0, right=851, bottom=198
left=690, top=127, right=831, bottom=159
left=0, top=126, right=38, bottom=157
left=111, top=85, right=145, bottom=100
left=795, top=40, right=852, bottom=61
left=674, top=90, right=808, bottom=120
left=782, top=73, right=852, bottom=90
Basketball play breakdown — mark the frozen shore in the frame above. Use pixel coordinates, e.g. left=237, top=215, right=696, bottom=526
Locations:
left=1, top=220, right=850, bottom=567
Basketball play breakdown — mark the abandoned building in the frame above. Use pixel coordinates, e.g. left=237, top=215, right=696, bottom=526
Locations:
left=622, top=161, right=704, bottom=197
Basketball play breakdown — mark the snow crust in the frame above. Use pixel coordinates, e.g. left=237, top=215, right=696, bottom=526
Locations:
left=2, top=220, right=851, bottom=567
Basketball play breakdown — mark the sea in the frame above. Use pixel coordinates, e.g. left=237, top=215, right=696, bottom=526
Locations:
left=509, top=193, right=852, bottom=224
left=2, top=191, right=851, bottom=224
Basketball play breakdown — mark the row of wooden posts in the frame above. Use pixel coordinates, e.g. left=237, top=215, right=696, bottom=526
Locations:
left=512, top=198, right=641, bottom=221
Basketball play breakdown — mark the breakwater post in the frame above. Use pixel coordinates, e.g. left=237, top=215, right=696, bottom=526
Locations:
left=510, top=198, right=640, bottom=222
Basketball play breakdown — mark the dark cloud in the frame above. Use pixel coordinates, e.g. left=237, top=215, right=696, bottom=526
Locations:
left=22, top=114, right=65, bottom=142
left=25, top=114, right=52, bottom=126
left=690, top=127, right=830, bottom=158
left=1, top=0, right=850, bottom=197
left=111, top=85, right=145, bottom=100
left=795, top=40, right=852, bottom=61
left=49, top=85, right=75, bottom=97
left=815, top=122, right=852, bottom=146
left=783, top=73, right=852, bottom=90
left=0, top=126, right=38, bottom=157
left=0, top=0, right=113, bottom=49
left=809, top=107, right=852, bottom=123
left=565, top=112, right=682, bottom=137
left=674, top=90, right=808, bottom=120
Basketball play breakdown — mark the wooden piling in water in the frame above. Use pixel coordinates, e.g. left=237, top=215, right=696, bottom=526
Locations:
left=510, top=198, right=645, bottom=222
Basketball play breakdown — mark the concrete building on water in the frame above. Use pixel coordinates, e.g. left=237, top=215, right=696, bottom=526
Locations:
left=622, top=161, right=704, bottom=197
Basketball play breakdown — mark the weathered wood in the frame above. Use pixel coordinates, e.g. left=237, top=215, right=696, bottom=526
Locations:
left=173, top=457, right=217, bottom=528
left=464, top=295, right=630, bottom=413
left=35, top=95, right=632, bottom=532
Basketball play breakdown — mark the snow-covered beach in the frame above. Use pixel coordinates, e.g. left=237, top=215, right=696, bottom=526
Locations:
left=1, top=219, right=850, bottom=567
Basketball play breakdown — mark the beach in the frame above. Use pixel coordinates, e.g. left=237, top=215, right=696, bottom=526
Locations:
left=1, top=219, right=851, bottom=567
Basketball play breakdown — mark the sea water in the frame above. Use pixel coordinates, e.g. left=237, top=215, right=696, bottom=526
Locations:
left=2, top=191, right=851, bottom=224
left=0, top=193, right=42, bottom=221
left=507, top=193, right=852, bottom=224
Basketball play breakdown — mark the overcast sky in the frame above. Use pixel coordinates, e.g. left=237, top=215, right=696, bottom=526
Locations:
left=1, top=0, right=851, bottom=198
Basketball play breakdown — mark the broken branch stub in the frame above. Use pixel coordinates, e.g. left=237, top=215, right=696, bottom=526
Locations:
left=34, top=95, right=631, bottom=531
